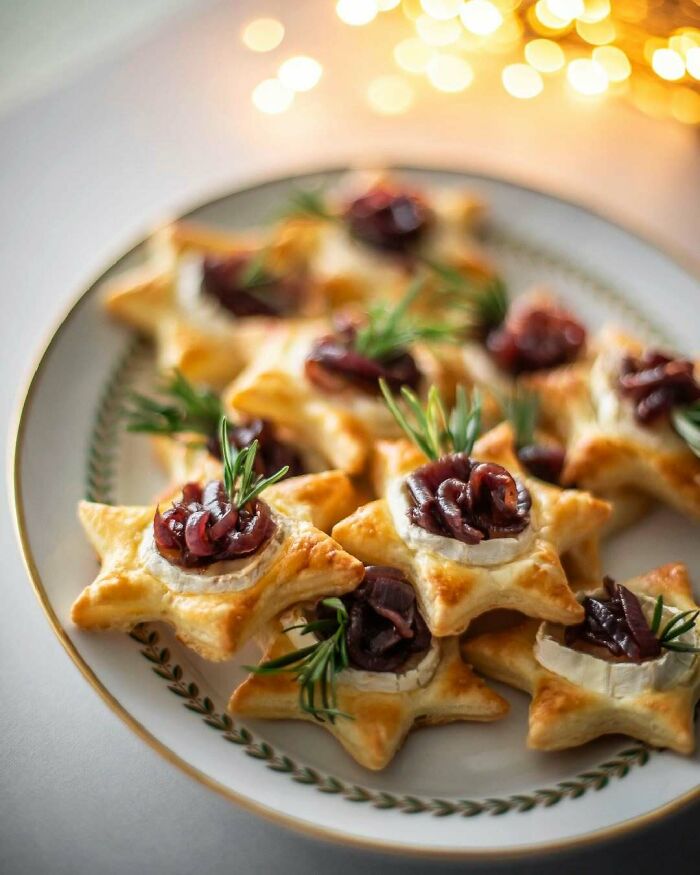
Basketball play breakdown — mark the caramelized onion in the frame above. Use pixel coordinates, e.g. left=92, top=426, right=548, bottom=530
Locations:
left=305, top=322, right=421, bottom=395
left=618, top=349, right=700, bottom=425
left=516, top=444, right=566, bottom=484
left=201, top=253, right=305, bottom=318
left=318, top=566, right=431, bottom=673
left=343, top=186, right=432, bottom=254
left=564, top=576, right=661, bottom=662
left=406, top=453, right=531, bottom=543
left=486, top=301, right=586, bottom=375
left=153, top=480, right=276, bottom=568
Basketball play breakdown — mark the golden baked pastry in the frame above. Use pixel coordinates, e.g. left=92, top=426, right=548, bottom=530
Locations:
left=230, top=604, right=508, bottom=770
left=72, top=470, right=364, bottom=660
left=333, top=422, right=611, bottom=636
left=103, top=220, right=323, bottom=387
left=463, top=563, right=700, bottom=753
left=527, top=327, right=700, bottom=520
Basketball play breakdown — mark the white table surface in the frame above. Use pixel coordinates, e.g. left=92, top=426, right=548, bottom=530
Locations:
left=2, top=1, right=699, bottom=871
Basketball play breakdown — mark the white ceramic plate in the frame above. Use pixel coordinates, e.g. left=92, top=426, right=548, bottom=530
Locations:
left=12, top=168, right=700, bottom=859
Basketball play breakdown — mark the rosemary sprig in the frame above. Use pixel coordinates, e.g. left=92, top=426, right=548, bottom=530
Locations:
left=238, top=246, right=273, bottom=289
left=672, top=401, right=700, bottom=459
left=219, top=418, right=288, bottom=508
left=244, top=597, right=352, bottom=723
left=423, top=257, right=509, bottom=334
left=125, top=371, right=223, bottom=437
left=280, top=186, right=336, bottom=222
left=380, top=380, right=482, bottom=461
left=503, top=388, right=539, bottom=450
left=354, top=277, right=457, bottom=360
left=649, top=595, right=700, bottom=653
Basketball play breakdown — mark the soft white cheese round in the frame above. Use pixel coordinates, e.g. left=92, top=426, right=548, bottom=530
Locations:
left=589, top=350, right=673, bottom=451
left=535, top=593, right=698, bottom=698
left=282, top=608, right=440, bottom=693
left=386, top=476, right=535, bottom=567
left=139, top=512, right=285, bottom=594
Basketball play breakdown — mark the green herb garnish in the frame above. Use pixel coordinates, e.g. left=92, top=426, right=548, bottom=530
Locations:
left=219, top=417, right=288, bottom=508
left=649, top=595, right=700, bottom=653
left=379, top=380, right=482, bottom=461
left=423, top=257, right=509, bottom=334
left=244, top=597, right=352, bottom=723
left=502, top=388, right=539, bottom=450
left=280, top=186, right=336, bottom=222
left=126, top=371, right=223, bottom=438
left=672, top=401, right=700, bottom=459
left=238, top=246, right=273, bottom=289
left=354, top=277, right=457, bottom=361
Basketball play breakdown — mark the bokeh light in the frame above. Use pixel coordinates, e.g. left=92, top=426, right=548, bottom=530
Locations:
left=394, top=37, right=435, bottom=72
left=576, top=18, right=616, bottom=45
left=533, top=0, right=571, bottom=32
left=687, top=47, right=700, bottom=81
left=416, top=14, right=462, bottom=44
left=652, top=48, right=685, bottom=81
left=241, top=18, right=284, bottom=53
left=578, top=0, right=611, bottom=23
left=377, top=0, right=401, bottom=8
left=567, top=58, right=608, bottom=94
left=592, top=45, right=631, bottom=82
left=502, top=63, right=544, bottom=97
left=251, top=79, right=294, bottom=114
left=545, top=0, right=584, bottom=21
left=426, top=54, right=474, bottom=91
left=336, top=0, right=378, bottom=26
left=460, top=0, right=504, bottom=36
left=525, top=39, right=566, bottom=72
left=367, top=75, right=415, bottom=113
left=420, top=0, right=462, bottom=18
left=278, top=56, right=323, bottom=92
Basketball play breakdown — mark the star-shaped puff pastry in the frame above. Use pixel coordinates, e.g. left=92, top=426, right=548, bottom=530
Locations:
left=224, top=321, right=461, bottom=475
left=102, top=220, right=323, bottom=387
left=230, top=631, right=508, bottom=770
left=462, top=563, right=700, bottom=753
left=72, top=473, right=364, bottom=660
left=527, top=327, right=700, bottom=521
left=331, top=423, right=611, bottom=636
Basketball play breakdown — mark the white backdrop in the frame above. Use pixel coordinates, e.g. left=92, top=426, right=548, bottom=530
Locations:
left=2, top=1, right=699, bottom=872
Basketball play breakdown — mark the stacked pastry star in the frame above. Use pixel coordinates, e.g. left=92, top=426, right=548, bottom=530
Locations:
left=73, top=172, right=700, bottom=768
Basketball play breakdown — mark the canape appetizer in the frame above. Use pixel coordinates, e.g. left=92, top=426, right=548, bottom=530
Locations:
left=463, top=564, right=700, bottom=753
left=230, top=564, right=508, bottom=770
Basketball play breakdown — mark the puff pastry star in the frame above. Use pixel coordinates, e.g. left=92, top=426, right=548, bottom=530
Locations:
left=230, top=632, right=508, bottom=770
left=527, top=327, right=700, bottom=520
left=332, top=423, right=611, bottom=636
left=462, top=563, right=700, bottom=753
left=224, top=322, right=459, bottom=475
left=103, top=220, right=321, bottom=387
left=72, top=474, right=364, bottom=660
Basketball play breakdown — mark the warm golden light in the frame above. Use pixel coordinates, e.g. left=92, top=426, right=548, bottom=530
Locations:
left=460, top=0, right=504, bottom=36
left=545, top=0, right=583, bottom=22
left=687, top=47, right=700, bottom=81
left=426, top=53, right=474, bottom=91
left=567, top=58, right=608, bottom=94
left=652, top=48, right=686, bottom=81
left=670, top=87, right=700, bottom=124
left=502, top=63, right=544, bottom=97
left=241, top=18, right=284, bottom=53
left=377, top=0, right=401, bottom=8
left=278, top=56, right=323, bottom=92
left=577, top=0, right=610, bottom=24
left=367, top=75, right=415, bottom=113
left=576, top=18, right=615, bottom=45
left=420, top=0, right=462, bottom=19
left=416, top=13, right=462, bottom=44
left=394, top=37, right=435, bottom=72
left=251, top=79, right=294, bottom=114
left=533, top=0, right=571, bottom=31
left=524, top=38, right=565, bottom=72
left=592, top=45, right=631, bottom=82
left=336, top=0, right=378, bottom=26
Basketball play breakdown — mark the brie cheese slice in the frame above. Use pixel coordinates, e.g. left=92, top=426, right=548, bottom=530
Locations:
left=535, top=593, right=697, bottom=698
left=387, top=477, right=535, bottom=567
left=282, top=608, right=440, bottom=693
left=139, top=512, right=286, bottom=594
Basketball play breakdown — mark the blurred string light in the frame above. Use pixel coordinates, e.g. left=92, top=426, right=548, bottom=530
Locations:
left=336, top=0, right=700, bottom=126
left=241, top=18, right=285, bottom=52
left=278, top=56, right=323, bottom=91
left=252, top=79, right=294, bottom=114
